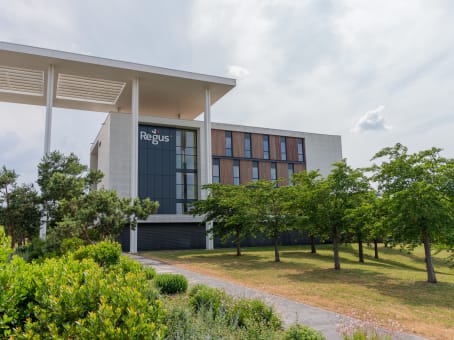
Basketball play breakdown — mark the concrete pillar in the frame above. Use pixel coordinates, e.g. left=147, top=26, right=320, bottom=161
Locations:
left=40, top=64, right=55, bottom=240
left=130, top=77, right=139, bottom=253
left=204, top=87, right=214, bottom=250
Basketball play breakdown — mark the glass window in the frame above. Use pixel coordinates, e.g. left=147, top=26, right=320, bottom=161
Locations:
left=226, top=131, right=232, bottom=157
left=288, top=163, right=294, bottom=186
left=176, top=128, right=198, bottom=213
left=298, top=138, right=304, bottom=162
left=271, top=162, right=277, bottom=181
left=252, top=161, right=259, bottom=182
left=213, top=158, right=220, bottom=183
left=280, top=136, right=287, bottom=160
left=263, top=135, right=269, bottom=160
left=233, top=160, right=240, bottom=185
left=244, top=133, right=251, bottom=158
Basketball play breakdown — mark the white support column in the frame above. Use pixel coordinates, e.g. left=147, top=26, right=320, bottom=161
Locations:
left=130, top=77, right=139, bottom=253
left=204, top=87, right=214, bottom=250
left=40, top=64, right=55, bottom=240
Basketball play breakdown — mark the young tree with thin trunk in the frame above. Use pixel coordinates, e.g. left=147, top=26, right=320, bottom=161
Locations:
left=371, top=143, right=454, bottom=283
left=191, top=184, right=254, bottom=256
left=315, top=160, right=370, bottom=270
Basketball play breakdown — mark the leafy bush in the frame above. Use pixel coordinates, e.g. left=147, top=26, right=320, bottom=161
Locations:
left=228, top=298, right=282, bottom=330
left=189, top=284, right=229, bottom=317
left=114, top=254, right=143, bottom=275
left=0, top=242, right=165, bottom=338
left=73, top=240, right=121, bottom=267
left=283, top=323, right=326, bottom=340
left=144, top=266, right=157, bottom=280
left=343, top=329, right=391, bottom=340
left=154, top=273, right=188, bottom=294
left=59, top=237, right=85, bottom=254
left=0, top=226, right=11, bottom=263
left=15, top=237, right=56, bottom=262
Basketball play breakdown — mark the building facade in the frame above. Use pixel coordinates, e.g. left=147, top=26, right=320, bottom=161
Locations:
left=90, top=113, right=342, bottom=251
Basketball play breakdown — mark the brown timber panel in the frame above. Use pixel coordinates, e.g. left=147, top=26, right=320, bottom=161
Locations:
left=240, top=160, right=252, bottom=185
left=287, top=137, right=298, bottom=161
left=251, top=133, right=263, bottom=159
left=269, top=135, right=280, bottom=160
left=259, top=161, right=271, bottom=180
left=277, top=162, right=288, bottom=186
left=232, top=131, right=245, bottom=158
left=294, top=163, right=306, bottom=173
left=220, top=159, right=233, bottom=184
left=211, top=129, right=225, bottom=156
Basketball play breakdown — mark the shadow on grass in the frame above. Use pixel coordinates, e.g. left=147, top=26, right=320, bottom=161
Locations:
left=284, top=267, right=454, bottom=310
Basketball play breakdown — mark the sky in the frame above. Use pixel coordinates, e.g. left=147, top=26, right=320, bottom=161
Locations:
left=1, top=0, right=454, bottom=185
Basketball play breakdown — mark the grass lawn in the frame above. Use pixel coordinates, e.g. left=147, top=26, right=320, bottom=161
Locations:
left=141, top=244, right=454, bottom=340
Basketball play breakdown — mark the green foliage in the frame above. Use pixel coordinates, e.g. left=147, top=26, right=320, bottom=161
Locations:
left=228, top=298, right=282, bottom=330
left=73, top=240, right=121, bottom=267
left=247, top=180, right=297, bottom=262
left=192, top=183, right=255, bottom=256
left=283, top=323, right=326, bottom=340
left=144, top=266, right=157, bottom=280
left=114, top=255, right=144, bottom=275
left=189, top=284, right=229, bottom=317
left=342, top=329, right=391, bottom=340
left=15, top=237, right=56, bottom=262
left=371, top=143, right=454, bottom=283
left=154, top=273, right=188, bottom=294
left=0, top=226, right=12, bottom=263
left=59, top=237, right=85, bottom=254
left=0, top=167, right=41, bottom=247
left=0, top=250, right=165, bottom=338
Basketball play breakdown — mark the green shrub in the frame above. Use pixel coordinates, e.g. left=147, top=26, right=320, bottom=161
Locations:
left=154, top=273, right=188, bottom=294
left=0, top=226, right=12, bottom=263
left=283, top=323, right=326, bottom=340
left=188, top=284, right=229, bottom=318
left=73, top=240, right=121, bottom=267
left=343, top=329, right=391, bottom=340
left=114, top=255, right=143, bottom=275
left=15, top=237, right=56, bottom=262
left=0, top=250, right=165, bottom=338
left=228, top=298, right=282, bottom=330
left=59, top=237, right=85, bottom=255
left=144, top=266, right=157, bottom=280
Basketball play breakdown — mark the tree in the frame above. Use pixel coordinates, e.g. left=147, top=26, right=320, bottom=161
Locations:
left=371, top=143, right=454, bottom=283
left=293, top=170, right=328, bottom=254
left=56, top=189, right=159, bottom=243
left=37, top=151, right=103, bottom=228
left=248, top=180, right=296, bottom=262
left=0, top=167, right=41, bottom=247
left=343, top=190, right=377, bottom=263
left=315, top=160, right=370, bottom=270
left=191, top=184, right=254, bottom=256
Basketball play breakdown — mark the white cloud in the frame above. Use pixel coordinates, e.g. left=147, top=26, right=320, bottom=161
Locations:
left=227, top=65, right=250, bottom=78
left=351, top=105, right=391, bottom=133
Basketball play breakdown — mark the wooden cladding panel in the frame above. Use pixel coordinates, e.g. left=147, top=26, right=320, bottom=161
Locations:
left=294, top=163, right=306, bottom=173
left=220, top=159, right=233, bottom=184
left=287, top=137, right=298, bottom=161
left=232, top=131, right=245, bottom=158
left=251, top=133, right=263, bottom=159
left=269, top=135, right=280, bottom=160
left=259, top=161, right=271, bottom=180
left=277, top=162, right=289, bottom=186
left=240, top=160, right=252, bottom=185
left=211, top=129, right=225, bottom=156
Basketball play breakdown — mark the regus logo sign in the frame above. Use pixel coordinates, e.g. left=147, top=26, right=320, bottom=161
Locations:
left=140, top=129, right=170, bottom=145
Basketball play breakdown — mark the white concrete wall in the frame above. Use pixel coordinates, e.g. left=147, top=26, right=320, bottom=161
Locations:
left=108, top=112, right=132, bottom=198
left=90, top=114, right=111, bottom=189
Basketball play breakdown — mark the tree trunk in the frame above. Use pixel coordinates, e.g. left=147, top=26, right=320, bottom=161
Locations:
left=274, top=238, right=280, bottom=262
left=358, top=236, right=364, bottom=263
left=235, top=240, right=241, bottom=256
left=422, top=230, right=437, bottom=283
left=332, top=227, right=340, bottom=270
left=310, top=235, right=316, bottom=254
left=374, top=239, right=379, bottom=259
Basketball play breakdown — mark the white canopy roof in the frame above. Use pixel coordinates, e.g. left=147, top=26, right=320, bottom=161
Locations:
left=0, top=42, right=236, bottom=120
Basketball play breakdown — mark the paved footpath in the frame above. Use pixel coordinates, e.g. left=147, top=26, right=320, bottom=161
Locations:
left=130, top=254, right=425, bottom=340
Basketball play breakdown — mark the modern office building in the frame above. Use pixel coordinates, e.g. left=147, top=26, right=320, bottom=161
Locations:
left=90, top=113, right=342, bottom=251
left=0, top=42, right=342, bottom=252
